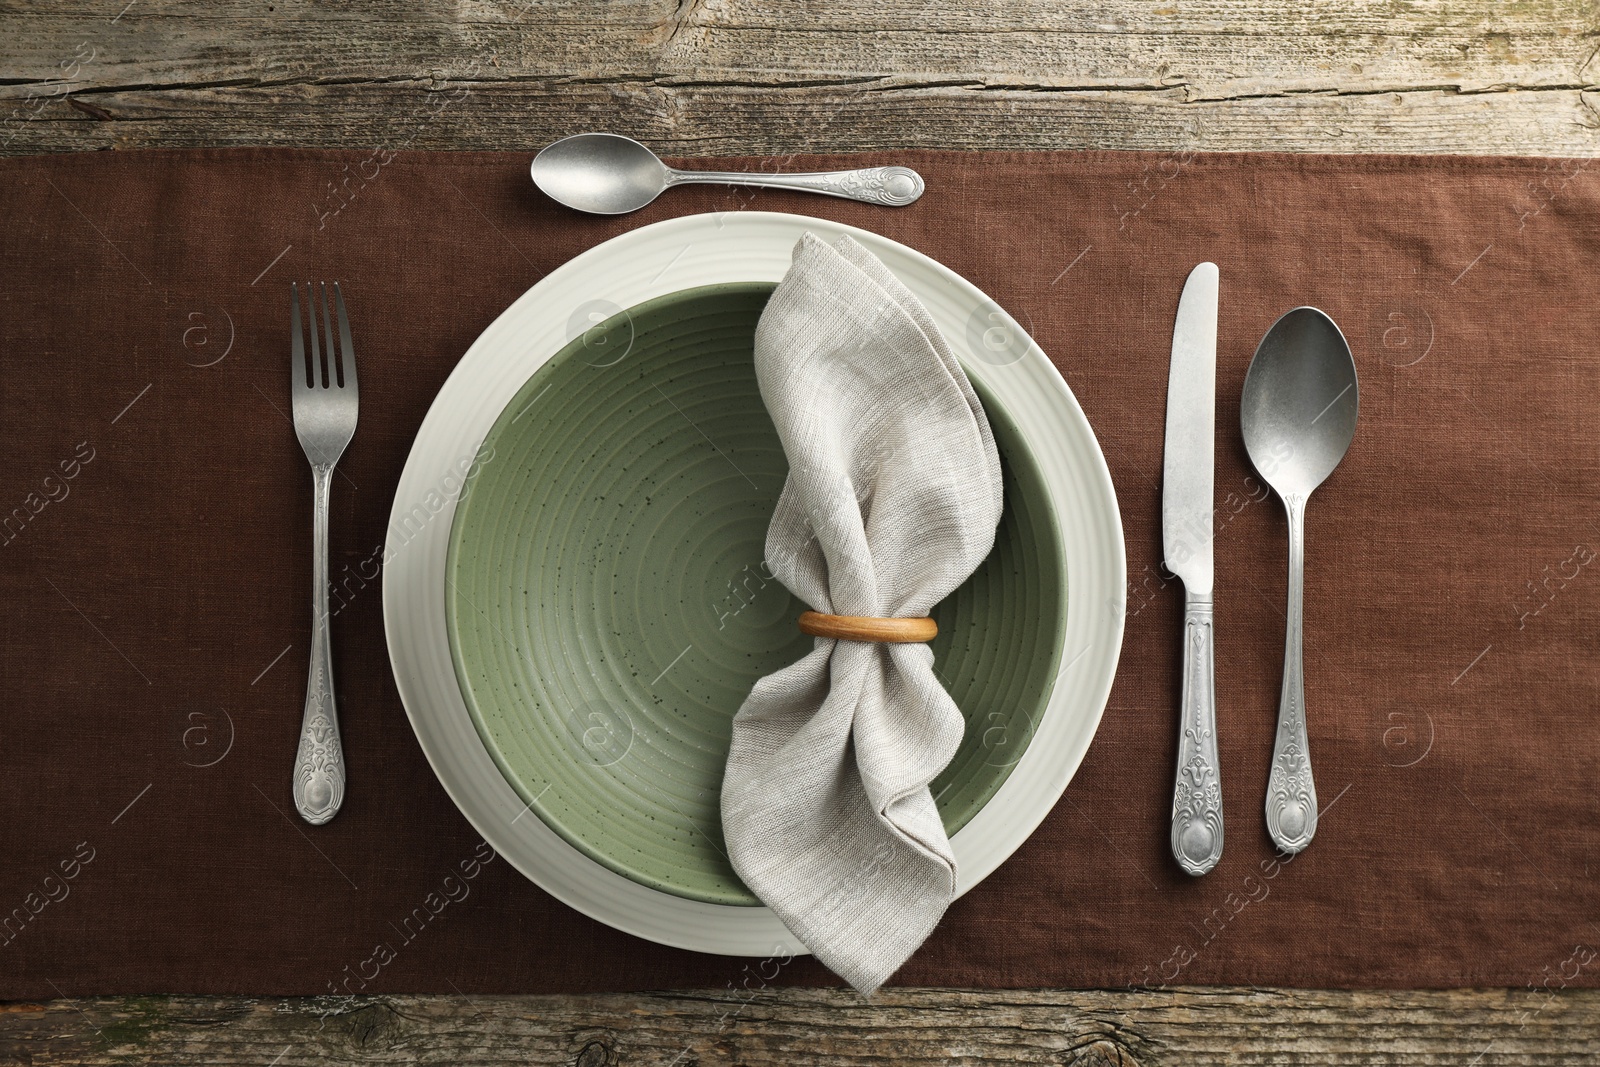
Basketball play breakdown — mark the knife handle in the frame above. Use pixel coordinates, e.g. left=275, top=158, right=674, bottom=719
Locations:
left=1171, top=593, right=1223, bottom=876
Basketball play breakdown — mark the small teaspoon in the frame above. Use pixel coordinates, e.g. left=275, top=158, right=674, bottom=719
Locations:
left=531, top=133, right=925, bottom=215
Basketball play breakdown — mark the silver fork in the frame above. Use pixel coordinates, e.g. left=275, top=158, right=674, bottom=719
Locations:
left=289, top=281, right=358, bottom=825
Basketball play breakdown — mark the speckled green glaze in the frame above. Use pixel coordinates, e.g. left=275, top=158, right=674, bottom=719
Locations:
left=446, top=283, right=1065, bottom=906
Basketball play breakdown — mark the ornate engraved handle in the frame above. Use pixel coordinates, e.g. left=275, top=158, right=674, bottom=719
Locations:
left=664, top=165, right=925, bottom=206
left=293, top=465, right=345, bottom=825
left=1266, top=493, right=1316, bottom=853
left=1171, top=594, right=1223, bottom=876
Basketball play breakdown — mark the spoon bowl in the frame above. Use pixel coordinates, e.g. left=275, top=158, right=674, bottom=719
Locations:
left=532, top=133, right=672, bottom=215
left=531, top=132, right=927, bottom=215
left=1242, top=308, right=1359, bottom=495
left=1240, top=306, right=1357, bottom=855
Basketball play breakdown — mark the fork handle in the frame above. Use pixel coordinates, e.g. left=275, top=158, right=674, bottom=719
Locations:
left=293, top=464, right=345, bottom=824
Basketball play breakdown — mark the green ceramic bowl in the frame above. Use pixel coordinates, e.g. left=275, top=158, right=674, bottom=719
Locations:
left=446, top=282, right=1065, bottom=906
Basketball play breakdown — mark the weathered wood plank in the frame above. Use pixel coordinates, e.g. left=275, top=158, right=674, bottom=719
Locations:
left=3, top=0, right=1600, bottom=156
left=0, top=13, right=1593, bottom=95
left=5, top=79, right=1600, bottom=157
left=691, top=0, right=1597, bottom=34
left=1, top=988, right=1597, bottom=1065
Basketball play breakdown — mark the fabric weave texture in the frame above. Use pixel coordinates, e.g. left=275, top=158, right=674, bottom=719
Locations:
left=721, top=233, right=1003, bottom=992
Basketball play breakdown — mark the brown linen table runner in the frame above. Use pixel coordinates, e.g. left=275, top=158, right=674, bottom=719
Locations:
left=1, top=148, right=1595, bottom=998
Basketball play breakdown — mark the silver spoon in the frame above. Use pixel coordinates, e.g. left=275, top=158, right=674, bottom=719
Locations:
left=531, top=133, right=925, bottom=215
left=1240, top=307, right=1358, bottom=855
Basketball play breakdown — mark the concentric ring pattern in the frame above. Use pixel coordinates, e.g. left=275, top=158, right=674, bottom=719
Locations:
left=446, top=282, right=1064, bottom=905
left=384, top=211, right=1125, bottom=957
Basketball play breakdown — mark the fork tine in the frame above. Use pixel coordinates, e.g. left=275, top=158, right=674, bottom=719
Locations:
left=319, top=282, right=340, bottom=388
left=333, top=282, right=357, bottom=393
left=291, top=282, right=309, bottom=389
left=306, top=279, right=327, bottom=388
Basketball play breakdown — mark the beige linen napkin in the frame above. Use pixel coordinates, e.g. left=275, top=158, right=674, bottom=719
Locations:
left=721, top=232, right=1004, bottom=993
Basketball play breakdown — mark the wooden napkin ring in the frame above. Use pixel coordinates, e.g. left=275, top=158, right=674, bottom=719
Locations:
left=797, top=610, right=937, bottom=643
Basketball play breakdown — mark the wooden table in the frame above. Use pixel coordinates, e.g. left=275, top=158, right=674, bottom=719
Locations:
left=3, top=2, right=1598, bottom=1063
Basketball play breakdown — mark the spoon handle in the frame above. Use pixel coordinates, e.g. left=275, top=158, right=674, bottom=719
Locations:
left=1171, top=591, right=1223, bottom=876
left=1266, top=492, right=1318, bottom=853
left=664, top=165, right=925, bottom=206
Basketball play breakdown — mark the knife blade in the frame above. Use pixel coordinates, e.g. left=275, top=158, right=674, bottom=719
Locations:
left=1163, top=261, right=1223, bottom=877
left=1163, top=262, right=1218, bottom=594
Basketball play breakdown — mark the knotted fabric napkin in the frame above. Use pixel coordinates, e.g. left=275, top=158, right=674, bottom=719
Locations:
left=721, top=233, right=1004, bottom=993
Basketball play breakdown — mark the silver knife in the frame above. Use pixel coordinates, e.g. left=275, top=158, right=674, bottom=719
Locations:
left=1163, top=261, right=1223, bottom=877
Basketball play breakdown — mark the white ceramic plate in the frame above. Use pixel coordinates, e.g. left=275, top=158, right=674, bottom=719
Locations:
left=383, top=211, right=1125, bottom=957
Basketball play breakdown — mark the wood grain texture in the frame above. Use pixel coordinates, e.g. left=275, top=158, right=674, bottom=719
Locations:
left=798, top=610, right=939, bottom=642
left=1, top=987, right=1599, bottom=1065
left=3, top=2, right=1598, bottom=1061
left=3, top=0, right=1600, bottom=156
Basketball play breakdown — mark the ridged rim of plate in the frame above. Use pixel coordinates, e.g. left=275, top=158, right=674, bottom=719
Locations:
left=383, top=211, right=1126, bottom=957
